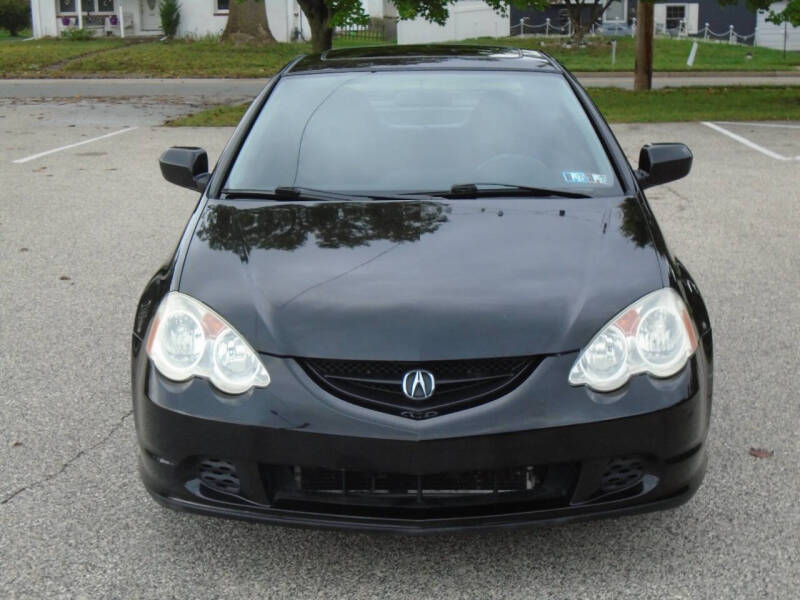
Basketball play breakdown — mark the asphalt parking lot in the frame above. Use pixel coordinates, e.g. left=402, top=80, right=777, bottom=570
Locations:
left=1, top=96, right=799, bottom=599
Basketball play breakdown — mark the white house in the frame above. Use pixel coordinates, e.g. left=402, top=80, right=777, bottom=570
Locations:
left=29, top=0, right=311, bottom=42
left=30, top=0, right=511, bottom=44
left=397, top=1, right=509, bottom=44
left=756, top=3, right=800, bottom=50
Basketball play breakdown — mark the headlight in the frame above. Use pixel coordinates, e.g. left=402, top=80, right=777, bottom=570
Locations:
left=569, top=288, right=698, bottom=392
left=146, top=292, right=270, bottom=395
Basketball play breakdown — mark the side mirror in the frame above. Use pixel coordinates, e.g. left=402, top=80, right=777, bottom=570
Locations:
left=159, top=147, right=210, bottom=192
left=635, top=143, right=692, bottom=189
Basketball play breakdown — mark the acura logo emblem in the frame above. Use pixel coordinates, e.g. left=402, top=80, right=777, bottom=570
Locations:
left=401, top=370, right=435, bottom=400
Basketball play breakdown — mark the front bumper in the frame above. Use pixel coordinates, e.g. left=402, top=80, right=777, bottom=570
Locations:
left=133, top=347, right=712, bottom=534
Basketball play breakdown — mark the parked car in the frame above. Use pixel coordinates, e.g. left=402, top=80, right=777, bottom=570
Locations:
left=132, top=44, right=713, bottom=534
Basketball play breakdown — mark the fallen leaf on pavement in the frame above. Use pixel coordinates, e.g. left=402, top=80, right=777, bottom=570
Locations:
left=749, top=447, right=774, bottom=459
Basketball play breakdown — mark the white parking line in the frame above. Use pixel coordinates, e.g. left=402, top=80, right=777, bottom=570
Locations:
left=701, top=121, right=794, bottom=161
left=714, top=121, right=800, bottom=130
left=12, top=127, right=138, bottom=164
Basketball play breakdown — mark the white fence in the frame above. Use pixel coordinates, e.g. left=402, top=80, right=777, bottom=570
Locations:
left=510, top=17, right=762, bottom=46
left=510, top=18, right=573, bottom=37
left=679, top=22, right=756, bottom=45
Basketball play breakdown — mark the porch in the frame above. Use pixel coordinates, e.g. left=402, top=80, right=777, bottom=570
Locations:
left=31, top=0, right=166, bottom=38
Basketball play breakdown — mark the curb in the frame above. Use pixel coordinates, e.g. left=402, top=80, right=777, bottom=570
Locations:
left=574, top=70, right=800, bottom=78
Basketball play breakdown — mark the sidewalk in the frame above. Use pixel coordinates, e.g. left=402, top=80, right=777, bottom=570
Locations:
left=575, top=70, right=800, bottom=89
left=576, top=70, right=800, bottom=78
left=2, top=72, right=800, bottom=101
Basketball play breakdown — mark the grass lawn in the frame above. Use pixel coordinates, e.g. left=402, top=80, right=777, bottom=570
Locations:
left=0, top=28, right=32, bottom=40
left=0, top=38, right=126, bottom=75
left=58, top=37, right=310, bottom=78
left=2, top=35, right=799, bottom=78
left=165, top=86, right=800, bottom=127
left=1, top=36, right=389, bottom=78
left=591, top=86, right=800, bottom=121
left=468, top=35, right=800, bottom=72
left=168, top=103, right=251, bottom=127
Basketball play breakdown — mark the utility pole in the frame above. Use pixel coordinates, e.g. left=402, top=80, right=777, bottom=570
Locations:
left=634, top=0, right=654, bottom=90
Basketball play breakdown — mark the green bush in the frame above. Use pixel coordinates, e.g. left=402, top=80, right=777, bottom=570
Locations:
left=62, top=27, right=94, bottom=41
left=0, top=0, right=30, bottom=36
left=160, top=0, right=180, bottom=38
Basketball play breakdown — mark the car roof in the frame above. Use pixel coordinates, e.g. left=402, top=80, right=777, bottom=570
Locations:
left=286, top=44, right=562, bottom=75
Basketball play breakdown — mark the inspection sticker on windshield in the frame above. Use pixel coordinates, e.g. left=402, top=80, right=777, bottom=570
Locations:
left=562, top=171, right=588, bottom=184
left=563, top=171, right=609, bottom=185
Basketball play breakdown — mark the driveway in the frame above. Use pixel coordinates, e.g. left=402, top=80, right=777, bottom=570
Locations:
left=1, top=99, right=799, bottom=598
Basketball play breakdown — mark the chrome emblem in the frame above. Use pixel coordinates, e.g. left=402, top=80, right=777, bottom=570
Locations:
left=401, top=370, right=435, bottom=400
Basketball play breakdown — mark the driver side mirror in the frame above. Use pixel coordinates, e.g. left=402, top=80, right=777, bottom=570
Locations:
left=159, top=147, right=210, bottom=192
left=635, top=143, right=692, bottom=190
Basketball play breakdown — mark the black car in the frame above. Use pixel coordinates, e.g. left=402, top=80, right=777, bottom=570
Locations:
left=132, top=45, right=712, bottom=534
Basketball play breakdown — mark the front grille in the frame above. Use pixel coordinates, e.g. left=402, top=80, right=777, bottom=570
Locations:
left=299, top=466, right=538, bottom=495
left=263, top=463, right=578, bottom=519
left=299, top=356, right=541, bottom=418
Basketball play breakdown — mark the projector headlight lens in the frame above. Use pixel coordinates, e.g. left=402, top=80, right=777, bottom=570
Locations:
left=569, top=288, right=698, bottom=392
left=146, top=292, right=270, bottom=395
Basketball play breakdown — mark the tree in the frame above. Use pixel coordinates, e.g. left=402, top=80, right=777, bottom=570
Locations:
left=778, top=0, right=800, bottom=25
left=560, top=0, right=623, bottom=42
left=0, top=0, right=30, bottom=37
left=295, top=0, right=375, bottom=53
left=159, top=0, right=180, bottom=39
left=290, top=0, right=548, bottom=54
left=633, top=0, right=654, bottom=90
left=224, top=0, right=276, bottom=44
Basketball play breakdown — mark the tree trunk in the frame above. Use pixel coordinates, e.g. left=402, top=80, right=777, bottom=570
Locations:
left=297, top=0, right=334, bottom=53
left=309, top=20, right=333, bottom=53
left=567, top=5, right=585, bottom=42
left=634, top=1, right=654, bottom=90
left=221, top=0, right=276, bottom=45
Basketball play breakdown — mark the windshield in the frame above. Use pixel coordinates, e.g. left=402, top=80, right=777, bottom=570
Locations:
left=225, top=71, right=622, bottom=197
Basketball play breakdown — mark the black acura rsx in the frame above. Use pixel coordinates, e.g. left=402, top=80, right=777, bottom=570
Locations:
left=132, top=45, right=713, bottom=534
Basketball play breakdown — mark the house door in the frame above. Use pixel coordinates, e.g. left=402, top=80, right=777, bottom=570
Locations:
left=141, top=0, right=161, bottom=31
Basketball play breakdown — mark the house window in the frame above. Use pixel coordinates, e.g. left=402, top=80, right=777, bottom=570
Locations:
left=216, top=0, right=230, bottom=12
left=666, top=5, right=686, bottom=30
left=604, top=0, right=625, bottom=22
left=58, top=0, right=115, bottom=12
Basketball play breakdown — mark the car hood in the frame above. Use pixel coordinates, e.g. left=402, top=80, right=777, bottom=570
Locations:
left=179, top=197, right=663, bottom=360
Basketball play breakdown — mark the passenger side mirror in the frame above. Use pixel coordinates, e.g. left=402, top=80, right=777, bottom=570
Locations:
left=635, top=143, right=692, bottom=189
left=159, top=147, right=210, bottom=192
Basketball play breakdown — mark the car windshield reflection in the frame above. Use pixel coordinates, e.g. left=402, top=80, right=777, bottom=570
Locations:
left=225, top=71, right=622, bottom=198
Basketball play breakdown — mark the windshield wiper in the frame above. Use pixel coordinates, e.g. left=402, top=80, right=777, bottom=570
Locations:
left=419, top=183, right=590, bottom=200
left=221, top=187, right=356, bottom=202
left=221, top=187, right=432, bottom=202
